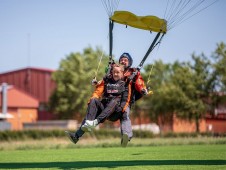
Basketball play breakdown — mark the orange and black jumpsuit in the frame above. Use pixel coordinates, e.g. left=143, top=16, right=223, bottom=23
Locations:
left=75, top=77, right=131, bottom=138
left=86, top=77, right=131, bottom=123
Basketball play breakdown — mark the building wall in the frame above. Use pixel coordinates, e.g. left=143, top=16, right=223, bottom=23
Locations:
left=173, top=115, right=206, bottom=133
left=6, top=108, right=38, bottom=130
left=206, top=118, right=226, bottom=133
left=131, top=110, right=151, bottom=125
left=0, top=67, right=56, bottom=121
left=0, top=68, right=56, bottom=103
left=38, top=111, right=57, bottom=120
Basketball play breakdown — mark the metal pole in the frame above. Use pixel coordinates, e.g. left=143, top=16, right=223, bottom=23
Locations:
left=1, top=83, right=7, bottom=116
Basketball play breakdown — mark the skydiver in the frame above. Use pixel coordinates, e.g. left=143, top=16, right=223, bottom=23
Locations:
left=85, top=52, right=149, bottom=147
left=106, top=52, right=148, bottom=146
left=65, top=64, right=131, bottom=147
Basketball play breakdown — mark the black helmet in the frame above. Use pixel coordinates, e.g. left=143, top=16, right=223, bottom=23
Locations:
left=119, top=52, right=133, bottom=68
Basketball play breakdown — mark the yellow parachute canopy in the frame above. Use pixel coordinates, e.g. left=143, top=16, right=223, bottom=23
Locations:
left=111, top=11, right=167, bottom=33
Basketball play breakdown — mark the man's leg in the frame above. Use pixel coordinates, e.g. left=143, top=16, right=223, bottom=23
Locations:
left=120, top=107, right=133, bottom=147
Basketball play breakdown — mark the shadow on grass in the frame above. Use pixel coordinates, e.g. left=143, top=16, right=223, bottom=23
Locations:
left=0, top=160, right=226, bottom=169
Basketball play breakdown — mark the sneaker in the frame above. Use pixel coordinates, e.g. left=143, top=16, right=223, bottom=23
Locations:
left=121, top=133, right=129, bottom=147
left=86, top=119, right=98, bottom=127
left=65, top=131, right=79, bottom=144
left=81, top=119, right=98, bottom=132
left=81, top=123, right=92, bottom=132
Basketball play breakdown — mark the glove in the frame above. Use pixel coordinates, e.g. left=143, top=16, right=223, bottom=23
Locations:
left=148, top=90, right=153, bottom=95
left=141, top=88, right=148, bottom=95
left=91, top=78, right=98, bottom=85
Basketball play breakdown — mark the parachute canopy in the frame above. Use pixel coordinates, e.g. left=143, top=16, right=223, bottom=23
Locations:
left=110, top=11, right=167, bottom=33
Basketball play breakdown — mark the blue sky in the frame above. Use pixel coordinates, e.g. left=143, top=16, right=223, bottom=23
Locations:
left=0, top=0, right=226, bottom=73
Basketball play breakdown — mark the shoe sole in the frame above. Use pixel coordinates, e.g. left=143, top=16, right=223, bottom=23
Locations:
left=81, top=126, right=92, bottom=132
left=65, top=131, right=78, bottom=144
left=121, top=134, right=129, bottom=147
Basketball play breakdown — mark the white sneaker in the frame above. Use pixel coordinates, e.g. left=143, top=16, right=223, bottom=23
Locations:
left=81, top=123, right=92, bottom=132
left=86, top=119, right=98, bottom=127
left=81, top=119, right=98, bottom=132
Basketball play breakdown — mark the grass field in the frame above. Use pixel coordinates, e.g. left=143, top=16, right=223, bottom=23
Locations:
left=0, top=137, right=226, bottom=170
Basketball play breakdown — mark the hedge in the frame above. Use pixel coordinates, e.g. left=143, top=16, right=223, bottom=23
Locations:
left=0, top=129, right=225, bottom=142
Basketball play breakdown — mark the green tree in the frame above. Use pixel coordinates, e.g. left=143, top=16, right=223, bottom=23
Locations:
left=171, top=54, right=213, bottom=132
left=137, top=60, right=177, bottom=128
left=212, top=42, right=226, bottom=91
left=209, top=42, right=226, bottom=115
left=140, top=53, right=215, bottom=132
left=49, top=47, right=108, bottom=119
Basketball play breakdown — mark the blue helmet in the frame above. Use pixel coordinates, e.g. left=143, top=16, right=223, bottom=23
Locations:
left=119, top=52, right=133, bottom=68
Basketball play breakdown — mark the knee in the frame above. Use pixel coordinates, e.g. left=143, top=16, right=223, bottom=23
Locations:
left=122, top=112, right=130, bottom=120
left=90, top=98, right=99, bottom=104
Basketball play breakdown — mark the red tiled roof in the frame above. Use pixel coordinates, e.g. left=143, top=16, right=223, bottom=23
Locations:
left=0, top=86, right=39, bottom=108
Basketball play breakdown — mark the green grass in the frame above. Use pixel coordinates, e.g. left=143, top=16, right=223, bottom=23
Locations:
left=0, top=144, right=226, bottom=169
left=1, top=136, right=226, bottom=151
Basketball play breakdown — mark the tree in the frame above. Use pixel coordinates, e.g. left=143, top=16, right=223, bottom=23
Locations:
left=137, top=60, right=177, bottom=128
left=212, top=42, right=226, bottom=91
left=49, top=47, right=108, bottom=119
left=209, top=42, right=226, bottom=115
left=140, top=53, right=215, bottom=132
left=171, top=54, right=213, bottom=132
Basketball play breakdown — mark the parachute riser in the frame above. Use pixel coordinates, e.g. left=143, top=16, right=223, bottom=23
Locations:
left=138, top=32, right=163, bottom=70
left=109, top=20, right=114, bottom=59
left=106, top=19, right=115, bottom=77
left=127, top=32, right=164, bottom=89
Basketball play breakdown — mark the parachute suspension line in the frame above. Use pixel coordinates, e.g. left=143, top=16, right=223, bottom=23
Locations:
left=163, top=0, right=170, bottom=19
left=165, top=0, right=191, bottom=27
left=91, top=50, right=105, bottom=85
left=169, top=0, right=219, bottom=30
left=164, top=0, right=178, bottom=23
left=101, top=0, right=120, bottom=77
left=147, top=64, right=154, bottom=85
left=145, top=34, right=164, bottom=90
left=167, top=0, right=206, bottom=30
left=101, top=0, right=120, bottom=17
left=146, top=64, right=154, bottom=94
left=94, top=50, right=104, bottom=79
left=164, top=0, right=219, bottom=31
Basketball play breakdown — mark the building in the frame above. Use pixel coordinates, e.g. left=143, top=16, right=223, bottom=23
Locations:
left=0, top=67, right=56, bottom=120
left=0, top=85, right=39, bottom=130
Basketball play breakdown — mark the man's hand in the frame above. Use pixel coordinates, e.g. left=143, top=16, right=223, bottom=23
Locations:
left=141, top=88, right=148, bottom=95
left=91, top=78, right=98, bottom=85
